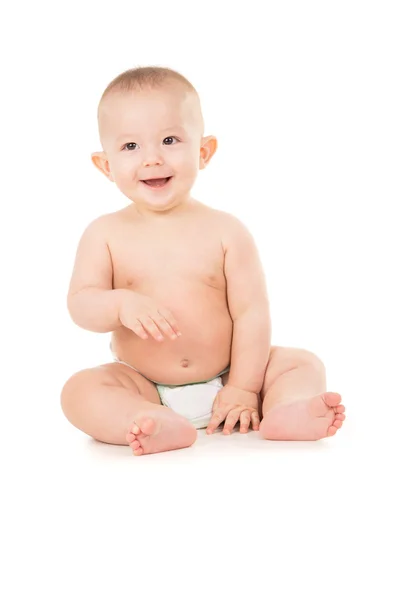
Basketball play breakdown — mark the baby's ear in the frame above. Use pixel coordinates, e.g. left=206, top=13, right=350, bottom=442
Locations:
left=91, top=151, right=114, bottom=182
left=199, top=135, right=218, bottom=169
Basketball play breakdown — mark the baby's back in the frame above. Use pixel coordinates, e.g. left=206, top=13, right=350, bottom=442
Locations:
left=108, top=202, right=233, bottom=384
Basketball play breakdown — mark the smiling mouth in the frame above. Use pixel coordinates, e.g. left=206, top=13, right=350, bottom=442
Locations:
left=141, top=177, right=172, bottom=187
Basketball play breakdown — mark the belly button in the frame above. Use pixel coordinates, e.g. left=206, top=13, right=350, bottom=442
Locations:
left=181, top=359, right=189, bottom=368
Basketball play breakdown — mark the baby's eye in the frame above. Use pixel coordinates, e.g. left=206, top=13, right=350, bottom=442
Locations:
left=123, top=142, right=139, bottom=151
left=163, top=136, right=178, bottom=145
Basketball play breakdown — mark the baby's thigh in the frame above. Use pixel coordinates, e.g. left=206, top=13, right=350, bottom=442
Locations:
left=61, top=362, right=161, bottom=406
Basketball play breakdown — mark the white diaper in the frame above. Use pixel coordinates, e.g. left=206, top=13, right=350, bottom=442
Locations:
left=156, top=377, right=224, bottom=430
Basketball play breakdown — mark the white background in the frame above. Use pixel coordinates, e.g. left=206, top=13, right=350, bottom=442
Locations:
left=1, top=1, right=397, bottom=598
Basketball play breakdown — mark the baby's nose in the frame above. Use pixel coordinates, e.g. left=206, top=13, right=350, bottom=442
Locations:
left=142, top=151, right=164, bottom=167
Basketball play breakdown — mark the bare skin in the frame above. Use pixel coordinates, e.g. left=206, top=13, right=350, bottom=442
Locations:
left=62, top=205, right=345, bottom=455
left=109, top=203, right=233, bottom=386
left=60, top=361, right=198, bottom=456
left=258, top=350, right=345, bottom=441
left=62, top=82, right=345, bottom=455
left=260, top=393, right=345, bottom=441
left=126, top=411, right=198, bottom=456
left=63, top=203, right=237, bottom=456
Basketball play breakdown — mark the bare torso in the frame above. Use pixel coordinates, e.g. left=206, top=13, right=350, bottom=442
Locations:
left=108, top=202, right=233, bottom=385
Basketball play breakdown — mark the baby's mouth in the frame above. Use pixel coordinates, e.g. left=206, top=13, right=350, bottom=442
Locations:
left=141, top=177, right=172, bottom=188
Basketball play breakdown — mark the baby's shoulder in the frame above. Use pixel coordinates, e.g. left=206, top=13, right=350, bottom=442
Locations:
left=81, top=208, right=132, bottom=239
left=202, top=206, right=242, bottom=227
left=206, top=208, right=253, bottom=244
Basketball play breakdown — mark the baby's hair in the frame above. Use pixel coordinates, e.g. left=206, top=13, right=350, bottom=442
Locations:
left=99, top=66, right=197, bottom=108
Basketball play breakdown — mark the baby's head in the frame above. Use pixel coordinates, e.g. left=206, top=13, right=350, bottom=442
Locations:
left=92, top=66, right=217, bottom=214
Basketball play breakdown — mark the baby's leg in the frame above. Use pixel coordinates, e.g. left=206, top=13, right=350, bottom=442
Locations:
left=61, top=363, right=197, bottom=455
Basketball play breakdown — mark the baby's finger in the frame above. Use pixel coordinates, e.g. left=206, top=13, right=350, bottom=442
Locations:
left=139, top=317, right=164, bottom=341
left=158, top=309, right=182, bottom=337
left=206, top=407, right=229, bottom=434
left=130, top=319, right=150, bottom=340
left=239, top=410, right=252, bottom=433
left=223, top=409, right=241, bottom=434
left=153, top=313, right=179, bottom=340
left=251, top=411, right=260, bottom=431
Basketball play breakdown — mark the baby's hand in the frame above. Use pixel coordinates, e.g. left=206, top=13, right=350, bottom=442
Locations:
left=206, top=384, right=260, bottom=435
left=118, top=291, right=181, bottom=341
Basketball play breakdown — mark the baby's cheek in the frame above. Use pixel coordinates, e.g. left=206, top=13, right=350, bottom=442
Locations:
left=181, top=159, right=200, bottom=180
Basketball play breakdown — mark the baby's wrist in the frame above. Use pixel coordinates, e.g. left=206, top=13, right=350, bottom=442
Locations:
left=114, top=288, right=133, bottom=318
left=225, top=381, right=260, bottom=394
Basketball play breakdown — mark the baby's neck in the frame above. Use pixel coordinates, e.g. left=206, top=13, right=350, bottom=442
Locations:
left=132, top=197, right=199, bottom=220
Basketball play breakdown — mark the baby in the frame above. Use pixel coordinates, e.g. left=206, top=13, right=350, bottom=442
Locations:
left=61, top=66, right=345, bottom=456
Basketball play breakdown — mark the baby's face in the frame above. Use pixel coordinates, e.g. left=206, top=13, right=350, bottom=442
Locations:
left=96, top=85, right=211, bottom=213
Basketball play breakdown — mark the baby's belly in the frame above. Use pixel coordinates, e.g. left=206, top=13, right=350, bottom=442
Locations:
left=111, top=288, right=233, bottom=385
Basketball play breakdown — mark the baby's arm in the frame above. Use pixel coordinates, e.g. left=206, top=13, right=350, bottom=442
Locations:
left=67, top=217, right=124, bottom=332
left=222, top=215, right=272, bottom=393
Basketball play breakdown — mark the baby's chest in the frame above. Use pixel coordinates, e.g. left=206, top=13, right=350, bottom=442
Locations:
left=111, top=239, right=226, bottom=290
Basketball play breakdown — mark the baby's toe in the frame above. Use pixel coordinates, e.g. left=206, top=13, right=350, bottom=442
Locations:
left=327, top=425, right=338, bottom=436
left=335, top=413, right=345, bottom=422
left=335, top=405, right=346, bottom=414
left=136, top=417, right=157, bottom=437
left=323, top=392, right=342, bottom=408
left=128, top=435, right=144, bottom=455
left=126, top=431, right=136, bottom=443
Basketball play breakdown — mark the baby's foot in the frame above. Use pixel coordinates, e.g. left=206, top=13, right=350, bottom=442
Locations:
left=126, top=408, right=197, bottom=456
left=259, top=392, right=345, bottom=441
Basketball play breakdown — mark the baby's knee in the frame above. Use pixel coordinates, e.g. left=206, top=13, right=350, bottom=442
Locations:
left=60, top=368, right=96, bottom=412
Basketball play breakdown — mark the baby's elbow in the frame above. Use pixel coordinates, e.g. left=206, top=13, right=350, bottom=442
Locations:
left=66, top=291, right=87, bottom=329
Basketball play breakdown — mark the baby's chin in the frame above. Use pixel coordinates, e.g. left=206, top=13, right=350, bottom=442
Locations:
left=131, top=192, right=190, bottom=213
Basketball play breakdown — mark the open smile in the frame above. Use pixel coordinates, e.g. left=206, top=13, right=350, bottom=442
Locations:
left=140, top=176, right=173, bottom=189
